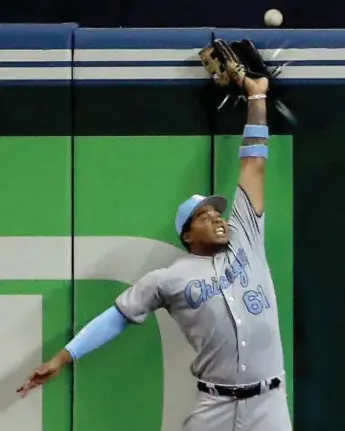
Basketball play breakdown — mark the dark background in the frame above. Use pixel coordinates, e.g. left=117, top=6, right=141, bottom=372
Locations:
left=0, top=0, right=343, bottom=28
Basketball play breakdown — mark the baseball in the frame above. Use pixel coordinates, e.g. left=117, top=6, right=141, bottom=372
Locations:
left=264, top=9, right=283, bottom=27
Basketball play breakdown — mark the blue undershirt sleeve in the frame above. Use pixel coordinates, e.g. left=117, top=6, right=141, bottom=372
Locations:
left=65, top=306, right=129, bottom=360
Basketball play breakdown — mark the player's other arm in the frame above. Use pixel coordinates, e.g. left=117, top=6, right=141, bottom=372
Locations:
left=16, top=305, right=129, bottom=397
left=17, top=270, right=165, bottom=397
left=238, top=78, right=269, bottom=216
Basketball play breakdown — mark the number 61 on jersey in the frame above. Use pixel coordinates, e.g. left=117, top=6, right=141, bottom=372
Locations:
left=243, top=285, right=270, bottom=315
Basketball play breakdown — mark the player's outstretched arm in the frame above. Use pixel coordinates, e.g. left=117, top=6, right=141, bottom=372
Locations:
left=17, top=306, right=129, bottom=397
left=238, top=77, right=269, bottom=216
left=17, top=269, right=165, bottom=397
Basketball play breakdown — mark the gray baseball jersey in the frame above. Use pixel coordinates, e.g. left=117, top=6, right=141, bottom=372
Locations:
left=116, top=186, right=285, bottom=386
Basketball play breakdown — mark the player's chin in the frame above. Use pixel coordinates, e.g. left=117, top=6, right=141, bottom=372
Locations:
left=211, top=234, right=229, bottom=245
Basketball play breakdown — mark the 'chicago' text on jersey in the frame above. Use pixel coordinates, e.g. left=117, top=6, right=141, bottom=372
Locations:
left=184, top=248, right=249, bottom=309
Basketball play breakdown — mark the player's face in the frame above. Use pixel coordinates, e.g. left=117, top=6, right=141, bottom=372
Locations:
left=185, top=204, right=229, bottom=249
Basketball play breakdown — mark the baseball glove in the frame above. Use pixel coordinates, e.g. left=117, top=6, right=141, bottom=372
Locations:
left=199, top=38, right=274, bottom=88
left=199, top=38, right=288, bottom=113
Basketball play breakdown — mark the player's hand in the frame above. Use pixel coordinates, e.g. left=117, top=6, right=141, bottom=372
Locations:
left=17, top=349, right=72, bottom=397
left=16, top=358, right=62, bottom=397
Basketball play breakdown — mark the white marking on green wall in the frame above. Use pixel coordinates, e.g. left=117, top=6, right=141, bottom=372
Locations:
left=74, top=236, right=185, bottom=281
left=0, top=237, right=71, bottom=279
left=0, top=295, right=42, bottom=431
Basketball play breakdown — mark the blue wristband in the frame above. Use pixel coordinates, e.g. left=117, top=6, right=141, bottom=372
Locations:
left=243, top=125, right=269, bottom=139
left=239, top=145, right=268, bottom=159
left=65, top=306, right=129, bottom=360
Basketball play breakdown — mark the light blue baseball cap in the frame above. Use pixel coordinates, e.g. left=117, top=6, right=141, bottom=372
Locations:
left=175, top=194, right=227, bottom=236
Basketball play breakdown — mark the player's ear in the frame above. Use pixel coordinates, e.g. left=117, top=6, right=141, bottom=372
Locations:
left=183, top=231, right=193, bottom=244
left=183, top=231, right=193, bottom=245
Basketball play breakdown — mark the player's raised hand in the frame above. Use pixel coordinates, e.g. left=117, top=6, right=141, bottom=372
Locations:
left=17, top=349, right=72, bottom=397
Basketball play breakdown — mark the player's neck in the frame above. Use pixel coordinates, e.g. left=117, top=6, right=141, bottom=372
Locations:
left=190, top=244, right=226, bottom=257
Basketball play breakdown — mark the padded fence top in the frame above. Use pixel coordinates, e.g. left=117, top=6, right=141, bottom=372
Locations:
left=0, top=24, right=77, bottom=49
left=0, top=24, right=76, bottom=84
left=0, top=25, right=345, bottom=85
left=75, top=28, right=213, bottom=49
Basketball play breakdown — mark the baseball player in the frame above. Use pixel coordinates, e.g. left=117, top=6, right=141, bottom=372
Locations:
left=18, top=40, right=291, bottom=431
